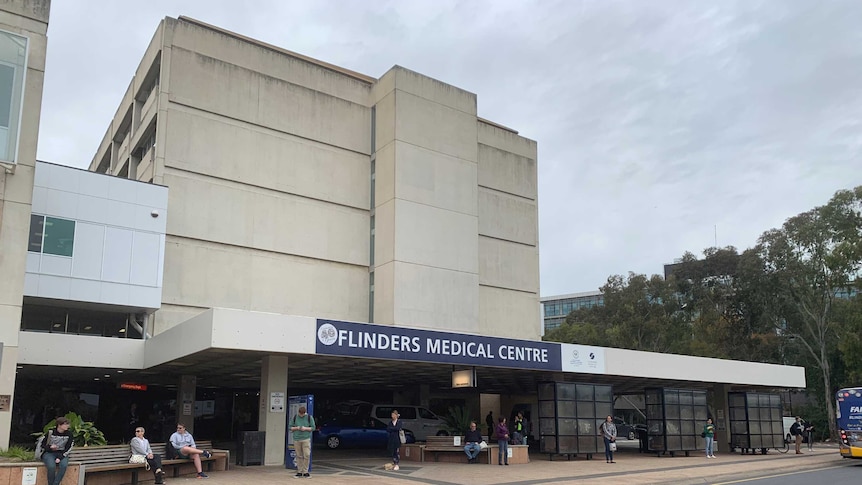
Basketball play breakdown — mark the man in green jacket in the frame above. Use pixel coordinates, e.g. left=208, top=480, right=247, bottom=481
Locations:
left=290, top=406, right=315, bottom=478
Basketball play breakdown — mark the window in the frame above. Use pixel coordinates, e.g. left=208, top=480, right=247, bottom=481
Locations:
left=28, top=215, right=75, bottom=257
left=0, top=30, right=27, bottom=165
left=418, top=408, right=437, bottom=420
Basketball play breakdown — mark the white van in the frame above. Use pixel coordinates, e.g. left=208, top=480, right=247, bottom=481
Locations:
left=370, top=404, right=448, bottom=441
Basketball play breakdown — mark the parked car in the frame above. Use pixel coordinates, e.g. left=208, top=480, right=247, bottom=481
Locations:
left=313, top=415, right=416, bottom=449
left=613, top=417, right=647, bottom=441
left=369, top=404, right=448, bottom=441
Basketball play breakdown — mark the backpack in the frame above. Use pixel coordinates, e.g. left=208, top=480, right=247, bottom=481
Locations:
left=34, top=430, right=52, bottom=460
left=164, top=442, right=179, bottom=459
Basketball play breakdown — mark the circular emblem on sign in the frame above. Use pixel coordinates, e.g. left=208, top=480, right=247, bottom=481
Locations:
left=572, top=350, right=579, bottom=360
left=317, top=323, right=338, bottom=346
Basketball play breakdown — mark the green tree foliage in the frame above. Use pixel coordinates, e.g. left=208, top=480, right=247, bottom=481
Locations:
left=834, top=295, right=862, bottom=385
left=752, top=186, right=862, bottom=438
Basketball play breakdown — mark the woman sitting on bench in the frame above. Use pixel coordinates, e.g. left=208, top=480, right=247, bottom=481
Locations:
left=130, top=427, right=165, bottom=484
left=169, top=423, right=212, bottom=479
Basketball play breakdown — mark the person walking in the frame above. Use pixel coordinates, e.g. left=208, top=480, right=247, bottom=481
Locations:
left=386, top=410, right=403, bottom=471
left=289, top=406, right=315, bottom=478
left=495, top=417, right=509, bottom=465
left=40, top=417, right=73, bottom=485
left=805, top=422, right=815, bottom=451
left=703, top=418, right=716, bottom=458
left=599, top=415, right=617, bottom=463
left=485, top=411, right=494, bottom=440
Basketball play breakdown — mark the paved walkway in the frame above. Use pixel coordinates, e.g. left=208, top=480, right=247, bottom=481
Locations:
left=166, top=446, right=848, bottom=484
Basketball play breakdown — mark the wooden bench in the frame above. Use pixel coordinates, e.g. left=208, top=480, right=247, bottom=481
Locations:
left=423, top=436, right=493, bottom=464
left=72, top=440, right=229, bottom=485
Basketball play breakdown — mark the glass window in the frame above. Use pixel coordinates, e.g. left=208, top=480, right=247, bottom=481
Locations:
left=42, top=217, right=75, bottom=257
left=28, top=214, right=44, bottom=252
left=0, top=30, right=27, bottom=164
left=418, top=408, right=436, bottom=419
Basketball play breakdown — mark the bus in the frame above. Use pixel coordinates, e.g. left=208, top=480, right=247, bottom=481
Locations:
left=836, top=387, right=862, bottom=459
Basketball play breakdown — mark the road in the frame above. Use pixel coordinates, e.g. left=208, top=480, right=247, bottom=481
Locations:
left=714, top=461, right=862, bottom=484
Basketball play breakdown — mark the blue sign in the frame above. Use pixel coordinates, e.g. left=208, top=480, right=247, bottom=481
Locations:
left=316, top=319, right=561, bottom=371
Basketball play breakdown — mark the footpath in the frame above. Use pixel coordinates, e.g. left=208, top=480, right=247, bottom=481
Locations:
left=166, top=446, right=845, bottom=484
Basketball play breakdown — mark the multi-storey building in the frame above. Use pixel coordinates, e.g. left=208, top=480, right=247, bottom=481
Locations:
left=541, top=291, right=604, bottom=332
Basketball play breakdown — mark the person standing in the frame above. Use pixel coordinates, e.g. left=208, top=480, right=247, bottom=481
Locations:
left=485, top=411, right=494, bottom=440
left=169, top=423, right=212, bottom=479
left=386, top=410, right=403, bottom=471
left=805, top=422, right=815, bottom=451
left=496, top=417, right=510, bottom=465
left=130, top=427, right=165, bottom=484
left=463, top=421, right=484, bottom=463
left=790, top=417, right=804, bottom=454
left=599, top=415, right=617, bottom=463
left=41, top=417, right=73, bottom=485
left=289, top=406, right=315, bottom=478
left=513, top=412, right=525, bottom=445
left=703, top=418, right=716, bottom=458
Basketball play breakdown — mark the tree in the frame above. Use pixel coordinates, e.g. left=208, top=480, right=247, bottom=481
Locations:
left=834, top=294, right=862, bottom=386
left=753, top=186, right=862, bottom=438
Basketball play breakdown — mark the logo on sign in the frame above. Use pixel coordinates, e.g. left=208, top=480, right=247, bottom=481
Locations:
left=318, top=323, right=338, bottom=346
left=589, top=352, right=596, bottom=360
left=572, top=350, right=579, bottom=360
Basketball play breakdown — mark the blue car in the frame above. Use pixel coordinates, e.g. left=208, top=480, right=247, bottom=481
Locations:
left=313, top=415, right=416, bottom=449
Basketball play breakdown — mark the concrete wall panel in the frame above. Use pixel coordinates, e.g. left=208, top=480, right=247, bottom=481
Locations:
left=163, top=108, right=370, bottom=210
left=163, top=172, right=369, bottom=266
left=479, top=286, right=540, bottom=341
left=392, top=262, right=479, bottom=333
left=478, top=143, right=537, bottom=200
left=394, top=141, right=478, bottom=216
left=161, top=238, right=369, bottom=324
left=394, top=199, right=478, bottom=274
left=478, top=237, right=539, bottom=293
left=477, top=121, right=537, bottom=160
left=478, top=188, right=537, bottom=246
left=395, top=91, right=477, bottom=162
left=168, top=47, right=371, bottom=155
left=387, top=66, right=476, bottom=115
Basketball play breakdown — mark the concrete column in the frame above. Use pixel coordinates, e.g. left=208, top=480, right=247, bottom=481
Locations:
left=712, top=384, right=730, bottom=452
left=259, top=355, right=288, bottom=466
left=0, top=346, right=16, bottom=447
left=419, top=384, right=431, bottom=408
left=176, top=375, right=196, bottom=434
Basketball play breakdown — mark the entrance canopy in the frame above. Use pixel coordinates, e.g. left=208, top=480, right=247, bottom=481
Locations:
left=18, top=308, right=806, bottom=393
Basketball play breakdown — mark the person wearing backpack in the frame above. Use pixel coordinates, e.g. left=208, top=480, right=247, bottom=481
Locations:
left=40, top=417, right=73, bottom=485
left=289, top=406, right=315, bottom=478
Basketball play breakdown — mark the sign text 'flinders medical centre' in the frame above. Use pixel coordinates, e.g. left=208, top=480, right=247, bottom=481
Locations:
left=316, top=320, right=563, bottom=371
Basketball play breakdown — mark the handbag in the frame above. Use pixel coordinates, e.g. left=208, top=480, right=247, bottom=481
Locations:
left=478, top=440, right=488, bottom=450
left=129, top=454, right=150, bottom=470
left=701, top=432, right=706, bottom=438
left=398, top=429, right=406, bottom=444
left=609, top=442, right=617, bottom=452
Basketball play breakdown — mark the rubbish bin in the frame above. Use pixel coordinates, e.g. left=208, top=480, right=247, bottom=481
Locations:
left=237, top=431, right=265, bottom=466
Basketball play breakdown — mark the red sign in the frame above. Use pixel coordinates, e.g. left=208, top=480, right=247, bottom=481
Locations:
left=120, top=383, right=148, bottom=391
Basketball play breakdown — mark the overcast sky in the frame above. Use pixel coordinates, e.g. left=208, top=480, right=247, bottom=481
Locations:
left=37, top=0, right=862, bottom=297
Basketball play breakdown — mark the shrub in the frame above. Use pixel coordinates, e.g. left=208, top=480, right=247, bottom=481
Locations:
left=34, top=412, right=107, bottom=447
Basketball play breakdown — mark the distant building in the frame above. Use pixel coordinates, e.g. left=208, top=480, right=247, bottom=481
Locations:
left=541, top=291, right=604, bottom=332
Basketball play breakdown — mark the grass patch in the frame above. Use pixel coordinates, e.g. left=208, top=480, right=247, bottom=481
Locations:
left=0, top=445, right=34, bottom=461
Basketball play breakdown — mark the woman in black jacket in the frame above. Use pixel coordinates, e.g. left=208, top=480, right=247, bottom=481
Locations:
left=386, top=410, right=403, bottom=471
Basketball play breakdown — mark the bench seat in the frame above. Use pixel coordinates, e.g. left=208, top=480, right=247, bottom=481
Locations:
left=71, top=440, right=229, bottom=485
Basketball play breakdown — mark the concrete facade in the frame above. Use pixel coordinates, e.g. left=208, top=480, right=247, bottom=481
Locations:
left=88, top=16, right=541, bottom=340
left=0, top=0, right=49, bottom=446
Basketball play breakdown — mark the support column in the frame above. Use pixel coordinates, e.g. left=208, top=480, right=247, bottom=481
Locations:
left=259, top=355, right=288, bottom=466
left=712, top=384, right=730, bottom=452
left=176, top=375, right=196, bottom=434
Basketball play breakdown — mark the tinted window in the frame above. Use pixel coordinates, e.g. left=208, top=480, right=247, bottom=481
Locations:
left=42, top=217, right=75, bottom=257
left=418, top=408, right=437, bottom=420
left=376, top=406, right=416, bottom=419
left=28, top=214, right=44, bottom=252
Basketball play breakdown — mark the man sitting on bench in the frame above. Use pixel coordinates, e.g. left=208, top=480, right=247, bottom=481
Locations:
left=169, top=423, right=212, bottom=479
left=464, top=421, right=484, bottom=463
